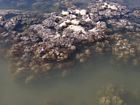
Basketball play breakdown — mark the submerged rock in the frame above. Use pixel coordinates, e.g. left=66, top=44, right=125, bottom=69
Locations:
left=0, top=0, right=140, bottom=83
left=97, top=84, right=140, bottom=105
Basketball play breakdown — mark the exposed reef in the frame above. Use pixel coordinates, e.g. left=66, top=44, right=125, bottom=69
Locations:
left=0, top=1, right=140, bottom=83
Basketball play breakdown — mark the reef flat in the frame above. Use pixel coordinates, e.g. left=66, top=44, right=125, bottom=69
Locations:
left=0, top=1, right=140, bottom=84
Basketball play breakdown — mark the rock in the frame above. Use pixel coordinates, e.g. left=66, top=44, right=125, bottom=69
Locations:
left=108, top=4, right=118, bottom=10
left=61, top=10, right=69, bottom=16
left=67, top=25, right=86, bottom=33
left=59, top=22, right=67, bottom=28
left=71, top=19, right=80, bottom=25
left=80, top=9, right=87, bottom=15
left=74, top=9, right=80, bottom=15
left=1, top=0, right=140, bottom=83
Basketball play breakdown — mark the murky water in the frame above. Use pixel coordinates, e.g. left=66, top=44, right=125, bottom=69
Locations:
left=0, top=53, right=140, bottom=105
left=0, top=0, right=140, bottom=105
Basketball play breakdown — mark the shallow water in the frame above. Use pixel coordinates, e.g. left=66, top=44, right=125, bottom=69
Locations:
left=0, top=0, right=140, bottom=10
left=0, top=53, right=140, bottom=105
left=0, top=0, right=140, bottom=105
